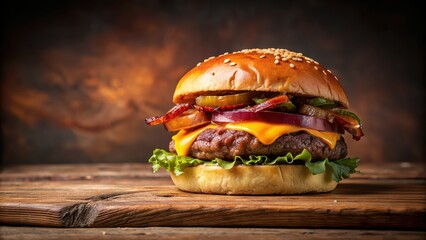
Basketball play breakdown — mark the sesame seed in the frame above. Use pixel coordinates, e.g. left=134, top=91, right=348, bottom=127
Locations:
left=206, top=49, right=325, bottom=72
left=322, top=70, right=327, bottom=75
left=230, top=62, right=237, bottom=66
left=196, top=62, right=201, bottom=67
left=224, top=59, right=231, bottom=63
left=314, top=66, right=319, bottom=70
left=289, top=63, right=295, bottom=68
left=334, top=76, right=339, bottom=81
left=327, top=69, right=332, bottom=73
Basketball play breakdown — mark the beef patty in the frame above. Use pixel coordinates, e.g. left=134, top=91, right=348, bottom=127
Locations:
left=169, top=127, right=347, bottom=161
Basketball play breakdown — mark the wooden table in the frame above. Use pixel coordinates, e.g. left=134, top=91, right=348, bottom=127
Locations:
left=1, top=163, right=425, bottom=239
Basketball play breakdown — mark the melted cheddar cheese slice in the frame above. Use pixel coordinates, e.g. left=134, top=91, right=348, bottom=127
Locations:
left=172, top=121, right=341, bottom=156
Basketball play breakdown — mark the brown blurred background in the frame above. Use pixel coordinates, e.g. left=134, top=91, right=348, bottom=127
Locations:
left=1, top=0, right=424, bottom=166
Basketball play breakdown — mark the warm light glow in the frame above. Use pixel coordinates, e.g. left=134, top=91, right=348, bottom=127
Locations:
left=1, top=1, right=423, bottom=164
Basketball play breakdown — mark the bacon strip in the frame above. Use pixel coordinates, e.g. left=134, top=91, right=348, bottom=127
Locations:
left=250, top=95, right=289, bottom=113
left=334, top=116, right=364, bottom=141
left=195, top=103, right=248, bottom=112
left=145, top=103, right=192, bottom=125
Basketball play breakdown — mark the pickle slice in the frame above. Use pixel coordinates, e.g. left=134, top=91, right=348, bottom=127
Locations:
left=195, top=92, right=255, bottom=107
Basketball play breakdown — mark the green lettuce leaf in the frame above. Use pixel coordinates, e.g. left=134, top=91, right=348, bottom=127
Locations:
left=304, top=157, right=360, bottom=182
left=306, top=97, right=340, bottom=109
left=252, top=97, right=266, bottom=105
left=148, top=149, right=204, bottom=176
left=148, top=149, right=359, bottom=182
left=305, top=159, right=326, bottom=175
left=211, top=158, right=236, bottom=170
left=326, top=158, right=360, bottom=182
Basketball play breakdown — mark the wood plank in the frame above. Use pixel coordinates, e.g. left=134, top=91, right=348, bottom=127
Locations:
left=1, top=162, right=425, bottom=182
left=1, top=226, right=425, bottom=240
left=0, top=163, right=169, bottom=182
left=1, top=177, right=425, bottom=229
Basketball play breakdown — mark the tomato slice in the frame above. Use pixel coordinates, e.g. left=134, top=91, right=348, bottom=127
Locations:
left=195, top=92, right=255, bottom=107
left=211, top=110, right=344, bottom=133
left=163, top=109, right=210, bottom=131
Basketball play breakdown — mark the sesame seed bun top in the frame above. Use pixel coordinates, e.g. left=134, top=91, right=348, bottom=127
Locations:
left=173, top=48, right=349, bottom=108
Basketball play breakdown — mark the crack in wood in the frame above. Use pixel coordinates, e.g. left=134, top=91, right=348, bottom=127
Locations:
left=60, top=202, right=99, bottom=227
left=60, top=191, right=145, bottom=227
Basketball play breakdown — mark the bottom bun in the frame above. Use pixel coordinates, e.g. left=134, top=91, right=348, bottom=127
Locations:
left=170, top=164, right=337, bottom=195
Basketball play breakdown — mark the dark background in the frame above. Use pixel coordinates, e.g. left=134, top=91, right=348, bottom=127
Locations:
left=1, top=0, right=424, bottom=166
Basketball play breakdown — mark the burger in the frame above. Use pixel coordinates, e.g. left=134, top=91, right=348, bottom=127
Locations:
left=145, top=48, right=364, bottom=195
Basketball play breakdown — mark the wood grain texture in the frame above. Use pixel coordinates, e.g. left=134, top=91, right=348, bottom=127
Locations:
left=0, top=163, right=169, bottom=182
left=1, top=162, right=425, bottom=182
left=1, top=163, right=425, bottom=230
left=1, top=226, right=425, bottom=240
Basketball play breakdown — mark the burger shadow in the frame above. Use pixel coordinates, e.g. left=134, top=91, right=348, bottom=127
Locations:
left=333, top=182, right=398, bottom=195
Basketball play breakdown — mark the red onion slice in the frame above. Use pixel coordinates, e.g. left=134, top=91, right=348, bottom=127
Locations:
left=212, top=110, right=344, bottom=133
